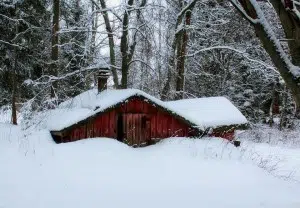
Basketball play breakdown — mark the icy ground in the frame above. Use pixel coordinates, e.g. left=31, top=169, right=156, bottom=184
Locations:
left=1, top=123, right=300, bottom=208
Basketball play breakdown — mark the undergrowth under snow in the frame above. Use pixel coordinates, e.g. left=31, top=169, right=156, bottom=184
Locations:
left=237, top=123, right=300, bottom=148
left=1, top=123, right=300, bottom=208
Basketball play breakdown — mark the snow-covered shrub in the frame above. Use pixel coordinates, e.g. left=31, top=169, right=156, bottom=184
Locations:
left=237, top=123, right=300, bottom=148
left=0, top=105, right=11, bottom=123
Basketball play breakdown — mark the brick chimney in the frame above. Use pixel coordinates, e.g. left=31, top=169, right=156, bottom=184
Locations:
left=97, top=68, right=110, bottom=93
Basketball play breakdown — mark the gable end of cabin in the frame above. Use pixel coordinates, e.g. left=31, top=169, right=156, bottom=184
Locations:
left=51, top=95, right=201, bottom=146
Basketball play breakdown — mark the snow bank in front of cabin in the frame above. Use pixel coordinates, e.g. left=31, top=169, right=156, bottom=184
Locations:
left=1, top=124, right=300, bottom=208
left=166, top=97, right=248, bottom=129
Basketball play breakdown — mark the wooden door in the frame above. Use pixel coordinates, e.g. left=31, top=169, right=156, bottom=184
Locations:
left=86, top=119, right=94, bottom=138
left=122, top=114, right=151, bottom=147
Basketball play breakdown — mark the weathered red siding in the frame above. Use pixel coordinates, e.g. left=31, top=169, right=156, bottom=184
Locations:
left=66, top=97, right=198, bottom=146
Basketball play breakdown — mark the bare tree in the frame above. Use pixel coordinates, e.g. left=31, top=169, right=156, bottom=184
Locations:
left=175, top=2, right=195, bottom=100
left=89, top=1, right=98, bottom=65
left=51, top=0, right=60, bottom=98
left=98, top=0, right=119, bottom=88
left=161, top=0, right=198, bottom=100
left=120, top=0, right=135, bottom=89
left=11, top=5, right=18, bottom=125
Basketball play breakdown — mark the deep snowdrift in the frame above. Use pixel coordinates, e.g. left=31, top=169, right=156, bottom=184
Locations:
left=0, top=123, right=300, bottom=208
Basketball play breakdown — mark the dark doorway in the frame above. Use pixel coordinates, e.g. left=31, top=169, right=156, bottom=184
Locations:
left=117, top=114, right=124, bottom=142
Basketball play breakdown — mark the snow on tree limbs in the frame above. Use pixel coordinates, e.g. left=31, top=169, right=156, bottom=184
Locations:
left=231, top=0, right=300, bottom=117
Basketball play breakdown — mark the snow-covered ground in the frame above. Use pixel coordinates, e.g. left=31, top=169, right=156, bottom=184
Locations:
left=0, top=106, right=12, bottom=123
left=1, top=123, right=300, bottom=208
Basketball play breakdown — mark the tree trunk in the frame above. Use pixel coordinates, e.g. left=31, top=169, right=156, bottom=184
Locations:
left=161, top=0, right=198, bottom=100
left=51, top=0, right=60, bottom=98
left=268, top=81, right=279, bottom=127
left=280, top=87, right=288, bottom=130
left=232, top=0, right=300, bottom=117
left=270, top=0, right=300, bottom=66
left=89, top=2, right=98, bottom=64
left=11, top=10, right=18, bottom=125
left=157, top=1, right=163, bottom=95
left=120, top=0, right=135, bottom=89
left=175, top=10, right=192, bottom=100
left=161, top=13, right=185, bottom=100
left=127, top=0, right=146, bottom=65
left=99, top=0, right=119, bottom=88
left=254, top=23, right=300, bottom=117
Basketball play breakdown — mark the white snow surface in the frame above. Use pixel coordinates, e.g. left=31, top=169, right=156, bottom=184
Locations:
left=166, top=97, right=248, bottom=129
left=43, top=88, right=247, bottom=131
left=0, top=123, right=300, bottom=208
left=0, top=106, right=22, bottom=123
left=43, top=108, right=92, bottom=132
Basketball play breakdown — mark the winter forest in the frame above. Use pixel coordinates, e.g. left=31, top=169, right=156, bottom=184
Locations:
left=1, top=0, right=300, bottom=130
left=2, top=0, right=300, bottom=207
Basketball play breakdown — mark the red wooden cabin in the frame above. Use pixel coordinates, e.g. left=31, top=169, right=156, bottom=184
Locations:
left=51, top=95, right=200, bottom=146
left=48, top=69, right=248, bottom=147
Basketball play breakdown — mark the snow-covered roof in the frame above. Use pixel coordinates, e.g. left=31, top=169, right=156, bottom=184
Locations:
left=165, top=97, right=248, bottom=129
left=44, top=89, right=247, bottom=132
left=45, top=89, right=184, bottom=131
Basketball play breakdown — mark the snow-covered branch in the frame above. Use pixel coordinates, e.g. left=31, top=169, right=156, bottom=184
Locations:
left=0, top=40, right=24, bottom=48
left=230, top=0, right=258, bottom=24
left=188, top=45, right=277, bottom=73
left=250, top=0, right=300, bottom=77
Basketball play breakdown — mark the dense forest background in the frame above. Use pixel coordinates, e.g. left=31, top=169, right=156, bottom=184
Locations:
left=1, top=0, right=300, bottom=129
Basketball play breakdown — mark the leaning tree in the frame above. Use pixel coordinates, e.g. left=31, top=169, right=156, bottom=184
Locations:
left=230, top=0, right=300, bottom=117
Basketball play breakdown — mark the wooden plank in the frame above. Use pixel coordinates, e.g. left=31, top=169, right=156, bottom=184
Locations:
left=137, top=114, right=141, bottom=146
left=98, top=116, right=102, bottom=137
left=157, top=112, right=162, bottom=138
left=102, top=115, right=106, bottom=137
left=141, top=100, right=145, bottom=113
left=150, top=114, right=155, bottom=138
left=109, top=111, right=115, bottom=138
left=104, top=113, right=108, bottom=137
left=99, top=115, right=103, bottom=137
left=126, top=100, right=132, bottom=112
left=173, top=118, right=180, bottom=137
left=127, top=114, right=130, bottom=145
left=145, top=120, right=151, bottom=145
left=123, top=114, right=128, bottom=145
left=129, top=114, right=133, bottom=146
left=87, top=120, right=93, bottom=138
left=93, top=116, right=99, bottom=137
left=132, top=114, right=136, bottom=146
left=80, top=125, right=86, bottom=139
left=169, top=117, right=174, bottom=137
left=163, top=114, right=168, bottom=138
left=104, top=113, right=109, bottom=137
left=130, top=99, right=136, bottom=113
left=94, top=117, right=98, bottom=137
left=122, top=114, right=128, bottom=143
left=136, top=114, right=140, bottom=146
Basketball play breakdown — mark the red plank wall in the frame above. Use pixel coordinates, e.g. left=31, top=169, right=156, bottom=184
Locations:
left=68, top=97, right=198, bottom=143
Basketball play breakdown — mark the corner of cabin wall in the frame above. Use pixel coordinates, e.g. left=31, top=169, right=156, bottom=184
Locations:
left=209, top=127, right=236, bottom=141
left=50, top=132, right=63, bottom=143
